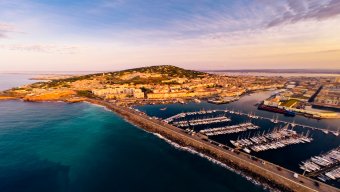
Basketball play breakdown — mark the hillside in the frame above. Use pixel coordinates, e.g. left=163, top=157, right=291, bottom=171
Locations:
left=31, top=65, right=209, bottom=88
left=0, top=65, right=211, bottom=101
left=115, top=65, right=206, bottom=78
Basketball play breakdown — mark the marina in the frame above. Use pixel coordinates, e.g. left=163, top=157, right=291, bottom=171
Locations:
left=230, top=124, right=313, bottom=152
left=200, top=122, right=259, bottom=136
left=165, top=108, right=340, bottom=135
left=136, top=91, right=340, bottom=189
left=172, top=115, right=231, bottom=127
left=164, top=110, right=218, bottom=123
left=300, top=148, right=340, bottom=181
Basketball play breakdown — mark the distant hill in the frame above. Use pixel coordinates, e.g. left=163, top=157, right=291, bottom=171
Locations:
left=26, top=65, right=209, bottom=88
left=113, top=65, right=207, bottom=78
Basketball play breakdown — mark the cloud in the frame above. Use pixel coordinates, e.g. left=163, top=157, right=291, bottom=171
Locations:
left=0, top=23, right=16, bottom=38
left=267, top=0, right=340, bottom=27
left=0, top=44, right=78, bottom=54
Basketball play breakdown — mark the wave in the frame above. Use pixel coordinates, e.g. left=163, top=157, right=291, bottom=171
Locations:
left=152, top=132, right=281, bottom=192
left=85, top=101, right=280, bottom=191
left=84, top=101, right=112, bottom=112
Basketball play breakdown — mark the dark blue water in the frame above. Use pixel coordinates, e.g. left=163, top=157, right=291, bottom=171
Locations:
left=0, top=74, right=268, bottom=192
left=137, top=91, right=340, bottom=131
left=137, top=92, right=340, bottom=188
left=0, top=100, right=268, bottom=192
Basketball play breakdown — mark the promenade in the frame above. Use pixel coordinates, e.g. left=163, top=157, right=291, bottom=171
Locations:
left=88, top=99, right=339, bottom=192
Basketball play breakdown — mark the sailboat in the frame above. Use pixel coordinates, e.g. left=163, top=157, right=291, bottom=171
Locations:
left=290, top=119, right=296, bottom=128
left=272, top=115, right=279, bottom=124
left=270, top=115, right=275, bottom=123
left=332, top=128, right=339, bottom=136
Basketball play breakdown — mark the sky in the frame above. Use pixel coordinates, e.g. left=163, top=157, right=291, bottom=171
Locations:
left=0, top=0, right=340, bottom=71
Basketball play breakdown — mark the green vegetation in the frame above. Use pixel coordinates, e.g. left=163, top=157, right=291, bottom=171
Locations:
left=19, top=65, right=209, bottom=90
left=110, top=65, right=208, bottom=78
left=141, top=87, right=152, bottom=94
left=76, top=90, right=96, bottom=98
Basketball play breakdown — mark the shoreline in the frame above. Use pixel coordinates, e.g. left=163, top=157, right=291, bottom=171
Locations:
left=1, top=98, right=339, bottom=191
left=85, top=98, right=339, bottom=192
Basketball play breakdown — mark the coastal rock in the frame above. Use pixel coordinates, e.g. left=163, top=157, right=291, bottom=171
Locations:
left=23, top=90, right=76, bottom=102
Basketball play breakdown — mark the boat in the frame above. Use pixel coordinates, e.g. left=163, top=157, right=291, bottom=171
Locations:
left=243, top=148, right=251, bottom=153
left=207, top=97, right=239, bottom=104
left=284, top=110, right=296, bottom=117
left=272, top=115, right=279, bottom=124
left=160, top=107, right=167, bottom=111
left=258, top=104, right=295, bottom=117
left=333, top=128, right=339, bottom=136
left=194, top=98, right=201, bottom=103
left=258, top=104, right=286, bottom=114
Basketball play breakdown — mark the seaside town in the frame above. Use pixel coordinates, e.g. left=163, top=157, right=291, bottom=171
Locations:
left=1, top=66, right=339, bottom=119
left=1, top=65, right=340, bottom=191
left=3, top=1, right=340, bottom=192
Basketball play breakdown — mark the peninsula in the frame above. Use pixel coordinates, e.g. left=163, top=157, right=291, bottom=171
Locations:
left=1, top=65, right=339, bottom=192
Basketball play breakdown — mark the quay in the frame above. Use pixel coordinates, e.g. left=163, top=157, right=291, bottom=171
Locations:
left=200, top=122, right=259, bottom=136
left=172, top=116, right=230, bottom=127
left=87, top=99, right=339, bottom=192
left=224, top=109, right=338, bottom=134
left=166, top=109, right=339, bottom=135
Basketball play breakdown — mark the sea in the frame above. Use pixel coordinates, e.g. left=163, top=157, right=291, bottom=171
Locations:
left=0, top=73, right=267, bottom=192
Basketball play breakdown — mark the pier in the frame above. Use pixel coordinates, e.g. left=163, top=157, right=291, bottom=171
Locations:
left=165, top=109, right=339, bottom=135
left=88, top=99, right=339, bottom=192
left=301, top=147, right=340, bottom=181
left=200, top=122, right=259, bottom=136
left=172, top=115, right=230, bottom=127
left=224, top=109, right=339, bottom=135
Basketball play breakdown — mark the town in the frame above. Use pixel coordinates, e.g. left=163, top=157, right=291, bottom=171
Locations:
left=1, top=65, right=339, bottom=192
left=259, top=76, right=340, bottom=119
left=1, top=66, right=339, bottom=120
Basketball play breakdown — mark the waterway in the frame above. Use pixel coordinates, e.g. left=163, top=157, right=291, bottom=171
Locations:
left=0, top=74, right=267, bottom=191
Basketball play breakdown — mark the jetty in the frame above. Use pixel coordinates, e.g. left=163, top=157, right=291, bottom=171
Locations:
left=164, top=110, right=218, bottom=123
left=200, top=122, right=259, bottom=136
left=167, top=109, right=339, bottom=135
left=172, top=115, right=231, bottom=127
left=87, top=99, right=339, bottom=192
left=223, top=109, right=339, bottom=135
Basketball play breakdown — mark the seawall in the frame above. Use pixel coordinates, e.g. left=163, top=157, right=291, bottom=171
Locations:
left=87, top=99, right=339, bottom=192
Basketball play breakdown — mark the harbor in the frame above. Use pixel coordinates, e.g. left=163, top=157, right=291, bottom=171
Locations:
left=164, top=108, right=340, bottom=136
left=300, top=148, right=340, bottom=182
left=230, top=124, right=313, bottom=153
left=136, top=91, right=340, bottom=189
left=89, top=98, right=339, bottom=192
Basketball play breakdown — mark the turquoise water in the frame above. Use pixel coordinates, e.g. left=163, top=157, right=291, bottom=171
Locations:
left=0, top=100, right=267, bottom=192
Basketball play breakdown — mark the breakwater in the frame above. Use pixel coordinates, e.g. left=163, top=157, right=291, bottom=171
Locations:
left=87, top=99, right=339, bottom=192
